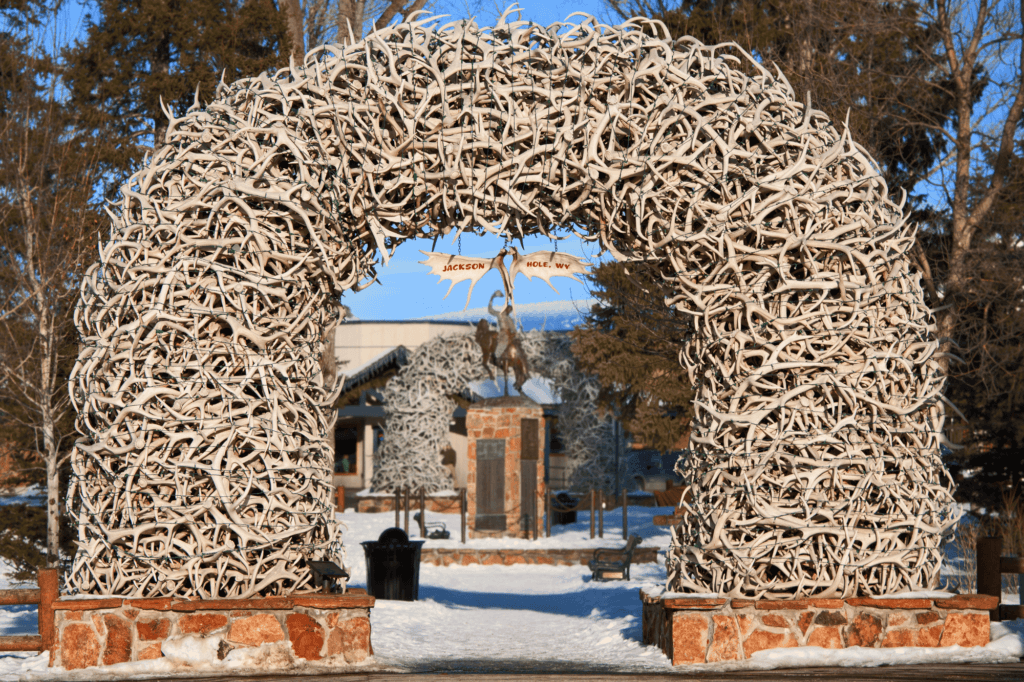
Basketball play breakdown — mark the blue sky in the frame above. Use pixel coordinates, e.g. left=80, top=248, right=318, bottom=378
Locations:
left=436, top=2, right=617, bottom=31
left=345, top=229, right=614, bottom=321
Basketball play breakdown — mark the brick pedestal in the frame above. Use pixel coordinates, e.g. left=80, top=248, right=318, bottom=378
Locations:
left=640, top=590, right=997, bottom=665
left=51, top=592, right=374, bottom=670
left=466, top=396, right=545, bottom=539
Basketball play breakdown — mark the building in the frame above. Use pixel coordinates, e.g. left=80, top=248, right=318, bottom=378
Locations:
left=331, top=319, right=569, bottom=496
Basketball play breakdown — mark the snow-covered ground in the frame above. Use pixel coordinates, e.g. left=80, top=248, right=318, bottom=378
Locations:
left=0, top=485, right=44, bottom=507
left=0, top=505, right=1022, bottom=679
left=337, top=501, right=674, bottom=550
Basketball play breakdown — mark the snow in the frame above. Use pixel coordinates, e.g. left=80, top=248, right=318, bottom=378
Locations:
left=639, top=585, right=720, bottom=600
left=468, top=375, right=557, bottom=403
left=161, top=635, right=223, bottom=664
left=337, top=504, right=675, bottom=550
left=874, top=591, right=955, bottom=599
left=416, top=299, right=596, bottom=331
left=0, top=505, right=1022, bottom=679
left=0, top=485, right=44, bottom=507
left=0, top=556, right=45, bottom=682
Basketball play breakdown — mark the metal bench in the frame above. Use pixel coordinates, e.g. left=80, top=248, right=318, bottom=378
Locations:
left=413, top=512, right=451, bottom=539
left=588, top=534, right=643, bottom=581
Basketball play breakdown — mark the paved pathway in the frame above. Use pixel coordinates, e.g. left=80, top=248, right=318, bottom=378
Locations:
left=364, top=561, right=670, bottom=673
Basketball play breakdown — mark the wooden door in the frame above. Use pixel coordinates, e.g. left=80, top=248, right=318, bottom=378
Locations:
left=475, top=439, right=506, bottom=531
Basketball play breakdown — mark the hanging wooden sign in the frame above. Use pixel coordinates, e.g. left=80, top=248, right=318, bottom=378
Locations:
left=419, top=248, right=590, bottom=309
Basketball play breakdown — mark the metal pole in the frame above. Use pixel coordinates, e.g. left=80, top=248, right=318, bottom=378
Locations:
left=534, top=495, right=539, bottom=540
left=394, top=488, right=400, bottom=527
left=622, top=487, right=628, bottom=540
left=419, top=488, right=426, bottom=537
left=598, top=489, right=604, bottom=538
left=613, top=420, right=620, bottom=502
left=404, top=486, right=410, bottom=535
left=590, top=489, right=595, bottom=539
left=461, top=488, right=467, bottom=544
left=978, top=536, right=1003, bottom=621
left=546, top=487, right=552, bottom=537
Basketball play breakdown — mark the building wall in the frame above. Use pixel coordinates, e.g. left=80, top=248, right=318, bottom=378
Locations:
left=466, top=397, right=546, bottom=538
left=449, top=428, right=468, bottom=489
left=334, top=320, right=472, bottom=370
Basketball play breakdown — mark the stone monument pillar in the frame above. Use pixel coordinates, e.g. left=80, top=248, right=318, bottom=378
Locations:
left=466, top=396, right=545, bottom=539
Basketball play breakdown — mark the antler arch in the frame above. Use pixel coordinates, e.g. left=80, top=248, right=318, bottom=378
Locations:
left=68, top=8, right=956, bottom=598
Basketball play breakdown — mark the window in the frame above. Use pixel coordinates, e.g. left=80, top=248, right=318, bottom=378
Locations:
left=335, top=427, right=358, bottom=474
left=547, top=417, right=564, bottom=453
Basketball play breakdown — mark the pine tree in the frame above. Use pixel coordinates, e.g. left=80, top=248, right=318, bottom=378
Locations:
left=569, top=261, right=694, bottom=453
left=609, top=0, right=952, bottom=211
left=63, top=0, right=291, bottom=177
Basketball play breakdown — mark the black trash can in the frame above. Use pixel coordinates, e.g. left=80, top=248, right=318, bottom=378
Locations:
left=361, top=527, right=425, bottom=601
left=551, top=492, right=578, bottom=525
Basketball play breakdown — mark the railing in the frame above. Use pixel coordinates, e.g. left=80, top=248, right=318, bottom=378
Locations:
left=391, top=486, right=467, bottom=542
left=0, top=568, right=58, bottom=653
left=545, top=489, right=630, bottom=539
left=976, top=536, right=1024, bottom=621
left=334, top=484, right=468, bottom=542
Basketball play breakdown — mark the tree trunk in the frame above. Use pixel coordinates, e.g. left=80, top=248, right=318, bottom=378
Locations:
left=285, top=0, right=305, bottom=60
left=338, top=0, right=365, bottom=43
left=45, top=453, right=60, bottom=566
left=152, top=36, right=172, bottom=150
left=373, top=0, right=429, bottom=39
left=27, top=203, right=62, bottom=567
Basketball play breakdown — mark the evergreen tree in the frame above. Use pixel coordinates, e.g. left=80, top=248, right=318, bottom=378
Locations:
left=63, top=0, right=291, bottom=179
left=569, top=261, right=694, bottom=453
left=607, top=0, right=952, bottom=212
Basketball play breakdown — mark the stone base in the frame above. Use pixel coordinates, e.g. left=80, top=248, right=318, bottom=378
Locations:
left=640, top=591, right=997, bottom=665
left=52, top=591, right=374, bottom=670
left=468, top=528, right=532, bottom=540
left=356, top=495, right=461, bottom=514
left=420, top=546, right=659, bottom=566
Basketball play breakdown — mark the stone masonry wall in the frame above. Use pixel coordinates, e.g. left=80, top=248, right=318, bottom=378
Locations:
left=356, top=495, right=462, bottom=514
left=467, top=398, right=545, bottom=539
left=52, top=592, right=374, bottom=670
left=641, top=592, right=997, bottom=665
left=419, top=547, right=659, bottom=566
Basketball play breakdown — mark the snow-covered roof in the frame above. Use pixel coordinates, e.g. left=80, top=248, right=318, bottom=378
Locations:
left=415, top=298, right=595, bottom=331
left=340, top=345, right=408, bottom=393
left=468, top=375, right=558, bottom=404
